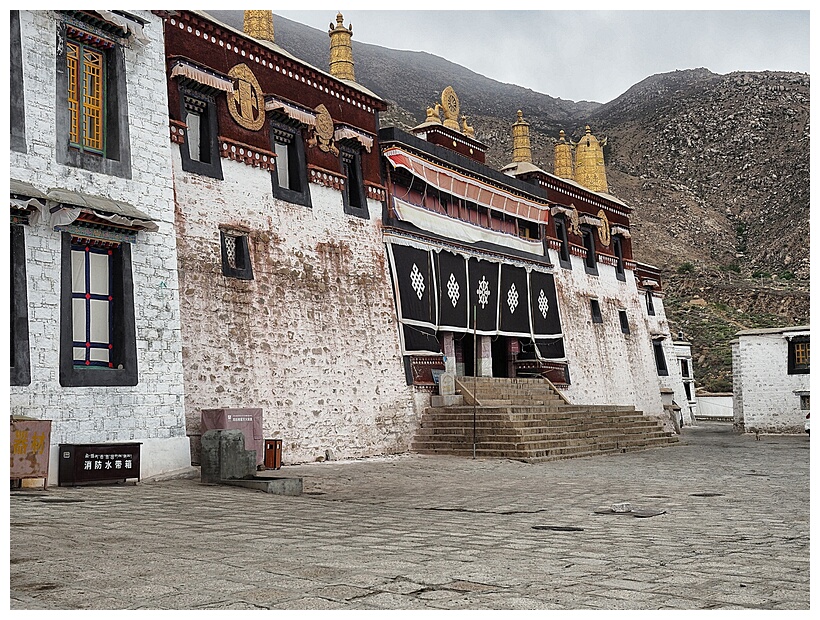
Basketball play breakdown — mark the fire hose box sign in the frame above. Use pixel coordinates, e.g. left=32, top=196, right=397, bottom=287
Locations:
left=10, top=418, right=52, bottom=486
left=58, top=443, right=141, bottom=486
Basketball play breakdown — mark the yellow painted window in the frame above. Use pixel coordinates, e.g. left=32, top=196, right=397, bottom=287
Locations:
left=66, top=39, right=104, bottom=152
left=794, top=342, right=809, bottom=367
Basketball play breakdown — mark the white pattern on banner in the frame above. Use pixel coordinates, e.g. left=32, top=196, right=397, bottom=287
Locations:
left=476, top=276, right=491, bottom=309
left=410, top=263, right=425, bottom=300
left=447, top=273, right=460, bottom=307
left=507, top=283, right=519, bottom=314
left=538, top=289, right=549, bottom=319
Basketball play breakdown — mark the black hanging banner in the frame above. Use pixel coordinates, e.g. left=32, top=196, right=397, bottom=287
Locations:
left=435, top=250, right=469, bottom=332
left=402, top=324, right=441, bottom=354
left=529, top=269, right=562, bottom=339
left=388, top=242, right=437, bottom=329
left=467, top=257, right=500, bottom=335
left=498, top=264, right=530, bottom=337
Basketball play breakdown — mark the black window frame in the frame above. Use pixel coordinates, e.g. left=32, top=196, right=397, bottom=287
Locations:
left=653, top=339, right=669, bottom=376
left=340, top=145, right=369, bottom=219
left=618, top=309, right=630, bottom=334
left=10, top=11, right=26, bottom=153
left=554, top=215, right=572, bottom=270
left=178, top=86, right=222, bottom=180
left=270, top=120, right=311, bottom=208
left=10, top=224, right=31, bottom=386
left=590, top=299, right=603, bottom=324
left=613, top=235, right=626, bottom=281
left=55, top=15, right=132, bottom=179
left=787, top=336, right=810, bottom=375
left=680, top=358, right=690, bottom=378
left=581, top=226, right=598, bottom=275
left=220, top=230, right=254, bottom=280
left=59, top=232, right=138, bottom=387
left=645, top=287, right=656, bottom=316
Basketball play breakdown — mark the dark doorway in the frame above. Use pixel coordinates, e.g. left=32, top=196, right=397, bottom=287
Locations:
left=456, top=332, right=475, bottom=377
left=491, top=336, right=512, bottom=378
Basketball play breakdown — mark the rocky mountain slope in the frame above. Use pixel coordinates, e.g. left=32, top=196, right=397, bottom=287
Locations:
left=208, top=11, right=810, bottom=392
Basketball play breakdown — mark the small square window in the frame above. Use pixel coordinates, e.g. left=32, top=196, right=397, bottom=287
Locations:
left=590, top=299, right=603, bottom=324
left=788, top=337, right=809, bottom=375
left=220, top=231, right=253, bottom=280
left=618, top=309, right=630, bottom=334
left=799, top=394, right=810, bottom=410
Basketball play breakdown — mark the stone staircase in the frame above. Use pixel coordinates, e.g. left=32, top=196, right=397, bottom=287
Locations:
left=412, top=376, right=678, bottom=462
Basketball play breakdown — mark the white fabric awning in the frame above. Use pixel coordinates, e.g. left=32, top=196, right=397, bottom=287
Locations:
left=611, top=224, right=631, bottom=238
left=96, top=10, right=150, bottom=44
left=170, top=60, right=234, bottom=92
left=334, top=126, right=374, bottom=152
left=578, top=213, right=602, bottom=226
left=265, top=96, right=317, bottom=126
left=44, top=188, right=158, bottom=231
left=393, top=197, right=544, bottom=257
left=384, top=147, right=550, bottom=224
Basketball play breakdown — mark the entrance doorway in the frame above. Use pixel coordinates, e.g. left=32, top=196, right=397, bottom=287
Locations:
left=455, top=332, right=475, bottom=376
left=492, top=336, right=514, bottom=378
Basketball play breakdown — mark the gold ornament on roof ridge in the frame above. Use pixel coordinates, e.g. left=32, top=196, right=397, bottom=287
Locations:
left=461, top=115, right=475, bottom=137
left=573, top=125, right=608, bottom=193
left=328, top=12, right=355, bottom=81
left=440, top=86, right=461, bottom=131
left=553, top=129, right=574, bottom=180
left=243, top=10, right=274, bottom=42
left=512, top=110, right=532, bottom=163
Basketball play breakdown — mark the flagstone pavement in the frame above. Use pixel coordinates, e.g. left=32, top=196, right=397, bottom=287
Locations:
left=9, top=422, right=811, bottom=611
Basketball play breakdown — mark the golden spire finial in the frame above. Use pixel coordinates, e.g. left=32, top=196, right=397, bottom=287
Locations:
left=574, top=125, right=609, bottom=193
left=511, top=109, right=532, bottom=163
left=243, top=10, right=274, bottom=43
left=328, top=12, right=355, bottom=81
left=553, top=129, right=574, bottom=180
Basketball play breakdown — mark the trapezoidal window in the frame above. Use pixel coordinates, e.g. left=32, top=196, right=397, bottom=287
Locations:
left=554, top=215, right=571, bottom=269
left=618, top=309, right=630, bottom=334
left=10, top=223, right=31, bottom=386
left=271, top=121, right=311, bottom=208
left=653, top=339, right=669, bottom=376
left=179, top=88, right=222, bottom=179
left=590, top=299, right=603, bottom=324
left=341, top=146, right=368, bottom=219
left=613, top=235, right=626, bottom=281
left=581, top=226, right=598, bottom=275
left=645, top=287, right=656, bottom=316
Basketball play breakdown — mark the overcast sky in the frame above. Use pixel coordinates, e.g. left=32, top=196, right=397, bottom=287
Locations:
left=268, top=5, right=811, bottom=104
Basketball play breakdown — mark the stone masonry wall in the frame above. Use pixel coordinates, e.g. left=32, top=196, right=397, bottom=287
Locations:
left=551, top=250, right=678, bottom=425
left=173, top=152, right=417, bottom=464
left=9, top=11, right=190, bottom=482
left=733, top=333, right=808, bottom=433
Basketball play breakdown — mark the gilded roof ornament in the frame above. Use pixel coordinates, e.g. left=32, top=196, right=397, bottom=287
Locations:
left=511, top=110, right=532, bottom=163
left=425, top=103, right=443, bottom=124
left=328, top=12, right=355, bottom=81
left=553, top=129, right=574, bottom=180
left=243, top=10, right=274, bottom=42
left=440, top=86, right=461, bottom=131
left=574, top=125, right=608, bottom=193
left=461, top=115, right=475, bottom=137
